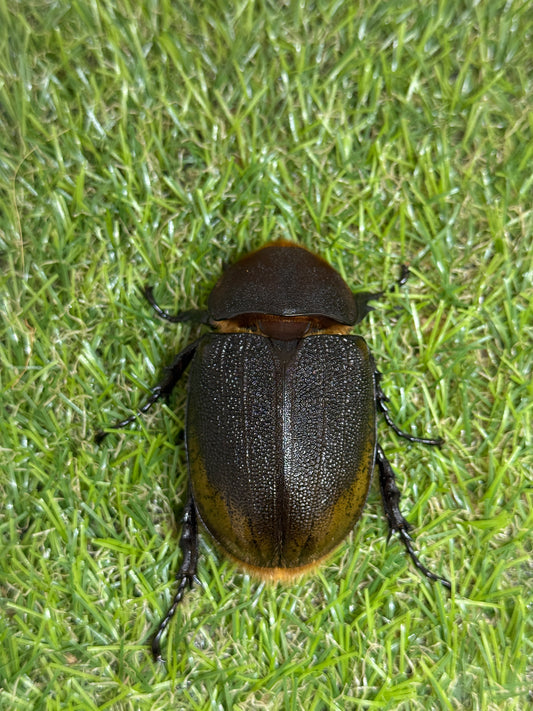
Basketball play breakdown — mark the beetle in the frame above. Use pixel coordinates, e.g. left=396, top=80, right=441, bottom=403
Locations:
left=96, top=240, right=451, bottom=661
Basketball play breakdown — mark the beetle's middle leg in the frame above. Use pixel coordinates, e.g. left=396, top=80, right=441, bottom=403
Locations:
left=151, top=493, right=199, bottom=662
left=375, top=374, right=443, bottom=446
left=376, top=444, right=451, bottom=590
left=95, top=340, right=200, bottom=443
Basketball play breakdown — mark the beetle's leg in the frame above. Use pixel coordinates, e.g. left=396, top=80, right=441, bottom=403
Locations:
left=143, top=285, right=209, bottom=324
left=376, top=444, right=451, bottom=590
left=151, top=493, right=199, bottom=662
left=95, top=340, right=200, bottom=443
left=353, top=265, right=410, bottom=323
left=375, top=374, right=443, bottom=446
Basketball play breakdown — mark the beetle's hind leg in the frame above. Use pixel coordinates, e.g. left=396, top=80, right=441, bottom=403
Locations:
left=375, top=374, right=443, bottom=446
left=95, top=340, right=200, bottom=443
left=376, top=444, right=451, bottom=590
left=151, top=493, right=199, bottom=662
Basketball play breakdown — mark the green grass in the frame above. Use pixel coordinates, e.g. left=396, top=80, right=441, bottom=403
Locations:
left=1, top=0, right=531, bottom=709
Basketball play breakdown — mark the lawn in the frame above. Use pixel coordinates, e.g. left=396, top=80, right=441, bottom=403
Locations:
left=0, top=0, right=531, bottom=709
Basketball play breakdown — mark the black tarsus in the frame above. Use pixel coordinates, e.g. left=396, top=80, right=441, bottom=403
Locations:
left=143, top=285, right=209, bottom=324
left=376, top=444, right=451, bottom=590
left=352, top=264, right=410, bottom=324
left=151, top=494, right=199, bottom=662
left=94, top=340, right=200, bottom=443
left=375, top=374, right=444, bottom=447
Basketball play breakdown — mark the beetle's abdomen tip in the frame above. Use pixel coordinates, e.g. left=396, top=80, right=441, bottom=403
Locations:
left=238, top=558, right=325, bottom=583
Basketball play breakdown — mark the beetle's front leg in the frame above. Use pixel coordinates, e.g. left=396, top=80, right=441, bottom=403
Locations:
left=95, top=339, right=201, bottom=443
left=143, top=285, right=209, bottom=324
left=376, top=444, right=451, bottom=590
left=151, top=493, right=199, bottom=662
left=352, top=265, right=410, bottom=323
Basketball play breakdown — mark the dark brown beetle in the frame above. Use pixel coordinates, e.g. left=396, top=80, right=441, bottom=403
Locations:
left=96, top=241, right=451, bottom=660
